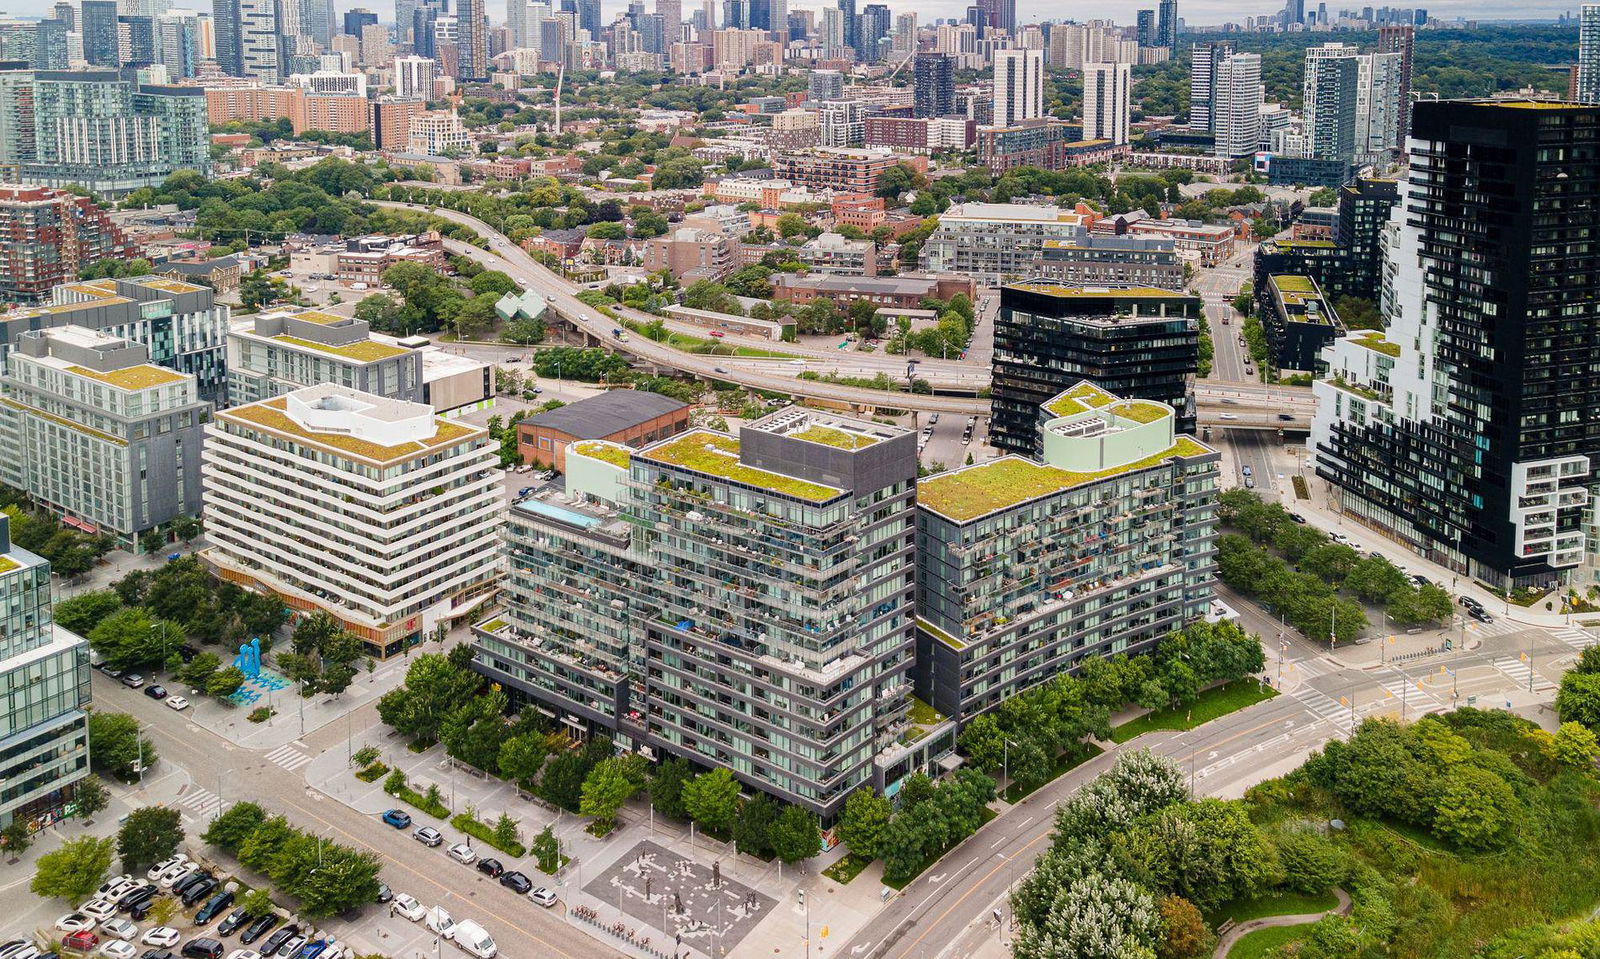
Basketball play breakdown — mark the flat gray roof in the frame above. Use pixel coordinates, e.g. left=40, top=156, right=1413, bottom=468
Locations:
left=525, top=390, right=690, bottom=439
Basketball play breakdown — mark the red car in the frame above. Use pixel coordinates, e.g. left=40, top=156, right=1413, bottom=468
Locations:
left=708, top=330, right=725, bottom=338
left=63, top=931, right=100, bottom=954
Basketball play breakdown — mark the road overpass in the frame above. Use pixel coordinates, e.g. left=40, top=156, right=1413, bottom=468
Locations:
left=379, top=201, right=1319, bottom=422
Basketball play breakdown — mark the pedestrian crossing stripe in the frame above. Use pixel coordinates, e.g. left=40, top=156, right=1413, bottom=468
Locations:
left=266, top=744, right=314, bottom=771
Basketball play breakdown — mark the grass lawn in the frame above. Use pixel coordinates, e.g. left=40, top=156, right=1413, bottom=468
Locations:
left=822, top=852, right=873, bottom=885
left=883, top=807, right=998, bottom=891
left=1001, top=744, right=1104, bottom=803
left=1112, top=679, right=1278, bottom=743
left=1206, top=889, right=1339, bottom=927
left=1227, top=923, right=1316, bottom=959
left=623, top=319, right=800, bottom=359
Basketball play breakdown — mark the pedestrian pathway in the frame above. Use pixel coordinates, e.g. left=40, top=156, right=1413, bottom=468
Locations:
left=1290, top=687, right=1354, bottom=734
left=1210, top=887, right=1352, bottom=959
left=265, top=743, right=315, bottom=772
left=175, top=783, right=225, bottom=822
left=1491, top=656, right=1558, bottom=694
left=1555, top=626, right=1597, bottom=652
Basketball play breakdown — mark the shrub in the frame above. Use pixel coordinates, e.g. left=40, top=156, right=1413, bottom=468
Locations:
left=246, top=707, right=275, bottom=724
left=451, top=811, right=525, bottom=858
left=355, top=762, right=389, bottom=783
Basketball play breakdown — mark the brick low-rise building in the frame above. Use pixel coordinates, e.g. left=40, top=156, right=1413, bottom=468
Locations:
left=516, top=389, right=692, bottom=472
left=773, top=148, right=926, bottom=194
left=772, top=273, right=975, bottom=309
left=642, top=227, right=738, bottom=282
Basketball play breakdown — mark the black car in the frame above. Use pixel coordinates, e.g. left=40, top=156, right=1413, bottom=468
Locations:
left=475, top=858, right=504, bottom=879
left=181, top=877, right=220, bottom=907
left=216, top=908, right=249, bottom=937
left=1470, top=608, right=1494, bottom=623
left=499, top=871, right=532, bottom=894
left=375, top=883, right=394, bottom=905
left=180, top=939, right=223, bottom=959
left=239, top=916, right=278, bottom=945
left=261, top=927, right=299, bottom=956
left=1288, top=512, right=1308, bottom=524
left=194, top=890, right=235, bottom=924
left=171, top=872, right=214, bottom=899
left=118, top=885, right=159, bottom=915
left=140, top=952, right=177, bottom=959
left=1459, top=595, right=1484, bottom=611
left=144, top=685, right=168, bottom=700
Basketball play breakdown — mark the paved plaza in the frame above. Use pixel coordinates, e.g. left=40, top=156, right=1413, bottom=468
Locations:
left=587, top=840, right=776, bottom=957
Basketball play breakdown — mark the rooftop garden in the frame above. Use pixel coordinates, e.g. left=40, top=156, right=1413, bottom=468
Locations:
left=791, top=424, right=878, bottom=450
left=67, top=364, right=187, bottom=391
left=1012, top=283, right=1185, bottom=299
left=1353, top=332, right=1401, bottom=357
left=1110, top=401, right=1169, bottom=425
left=0, top=556, right=19, bottom=574
left=573, top=440, right=631, bottom=469
left=919, top=437, right=1212, bottom=522
left=1270, top=274, right=1317, bottom=294
left=905, top=695, right=946, bottom=742
left=641, top=431, right=843, bottom=503
left=918, top=616, right=966, bottom=650
left=1327, top=376, right=1384, bottom=402
left=223, top=397, right=478, bottom=466
left=1044, top=382, right=1117, bottom=418
left=275, top=334, right=409, bottom=362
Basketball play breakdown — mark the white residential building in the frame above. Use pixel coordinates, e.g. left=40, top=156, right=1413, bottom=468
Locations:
left=1213, top=51, right=1262, bottom=158
left=1580, top=4, right=1600, bottom=104
left=393, top=55, right=437, bottom=99
left=202, top=383, right=502, bottom=658
left=406, top=110, right=471, bottom=155
left=1082, top=61, right=1131, bottom=145
left=993, top=47, right=1044, bottom=127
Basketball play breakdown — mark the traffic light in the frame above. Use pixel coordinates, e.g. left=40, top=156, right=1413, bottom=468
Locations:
left=798, top=890, right=806, bottom=908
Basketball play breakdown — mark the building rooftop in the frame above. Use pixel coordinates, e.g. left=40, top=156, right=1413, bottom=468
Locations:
left=273, top=334, right=410, bottom=362
left=1351, top=332, right=1401, bottom=357
left=572, top=439, right=631, bottom=469
left=67, top=364, right=187, bottom=390
left=918, top=437, right=1212, bottom=522
left=639, top=430, right=845, bottom=502
left=942, top=202, right=1084, bottom=224
left=218, top=389, right=483, bottom=467
left=1042, top=381, right=1119, bottom=418
left=1008, top=282, right=1191, bottom=299
left=525, top=390, right=690, bottom=440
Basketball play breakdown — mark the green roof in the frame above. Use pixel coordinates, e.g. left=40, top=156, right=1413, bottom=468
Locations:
left=791, top=424, right=879, bottom=450
left=917, top=616, right=965, bottom=650
left=1111, top=401, right=1169, bottom=424
left=274, top=335, right=409, bottom=363
left=1352, top=333, right=1400, bottom=357
left=573, top=440, right=630, bottom=468
left=1009, top=282, right=1190, bottom=299
left=642, top=431, right=844, bottom=502
left=0, top=556, right=18, bottom=574
left=1270, top=274, right=1317, bottom=294
left=918, top=438, right=1211, bottom=522
left=1043, top=382, right=1118, bottom=418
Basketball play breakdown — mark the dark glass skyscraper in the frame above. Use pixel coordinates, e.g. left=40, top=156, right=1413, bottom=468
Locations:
left=80, top=0, right=119, bottom=66
left=992, top=284, right=1201, bottom=452
left=1311, top=100, right=1600, bottom=587
left=1156, top=0, right=1177, bottom=46
left=913, top=53, right=953, bottom=117
left=343, top=9, right=378, bottom=34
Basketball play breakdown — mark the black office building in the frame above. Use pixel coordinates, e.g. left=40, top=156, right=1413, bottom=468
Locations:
left=343, top=9, right=378, bottom=34
left=992, top=283, right=1201, bottom=452
left=1136, top=8, right=1155, bottom=45
left=1255, top=175, right=1399, bottom=306
left=913, top=53, right=953, bottom=118
left=80, top=0, right=119, bottom=66
left=1311, top=100, right=1600, bottom=588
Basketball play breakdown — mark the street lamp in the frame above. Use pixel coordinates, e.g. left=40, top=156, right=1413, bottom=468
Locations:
left=905, top=360, right=918, bottom=395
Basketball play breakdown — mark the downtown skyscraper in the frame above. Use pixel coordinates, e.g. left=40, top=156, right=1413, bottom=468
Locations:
left=1311, top=99, right=1600, bottom=588
left=1580, top=5, right=1600, bottom=104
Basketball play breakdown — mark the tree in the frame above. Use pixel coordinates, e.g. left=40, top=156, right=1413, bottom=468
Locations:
left=469, top=270, right=517, bottom=297
left=650, top=756, right=694, bottom=820
left=1559, top=672, right=1600, bottom=732
left=1431, top=765, right=1521, bottom=850
left=538, top=751, right=590, bottom=812
left=579, top=755, right=646, bottom=832
left=354, top=293, right=407, bottom=332
left=203, top=802, right=268, bottom=854
left=170, top=515, right=203, bottom=543
left=836, top=786, right=892, bottom=860
left=498, top=733, right=550, bottom=789
left=1, top=821, right=31, bottom=855
left=377, top=653, right=484, bottom=743
left=206, top=666, right=246, bottom=698
left=31, top=836, right=116, bottom=903
left=769, top=805, right=821, bottom=864
left=531, top=826, right=562, bottom=874
left=733, top=794, right=776, bottom=859
left=493, top=813, right=520, bottom=850
left=775, top=213, right=809, bottom=239
left=1012, top=872, right=1161, bottom=959
left=117, top=806, right=183, bottom=872
left=88, top=607, right=175, bottom=671
left=177, top=651, right=221, bottom=688
left=75, top=776, right=110, bottom=820
left=241, top=888, right=275, bottom=918
left=88, top=712, right=157, bottom=781
left=1155, top=895, right=1211, bottom=959
left=682, top=768, right=741, bottom=835
left=54, top=591, right=123, bottom=635
left=1546, top=721, right=1600, bottom=770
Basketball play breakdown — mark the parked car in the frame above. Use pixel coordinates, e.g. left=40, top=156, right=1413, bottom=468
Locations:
left=215, top=910, right=249, bottom=937
left=82, top=900, right=121, bottom=923
left=194, top=892, right=235, bottom=925
left=0, top=947, right=40, bottom=959
left=389, top=896, right=425, bottom=923
left=498, top=872, right=531, bottom=895
left=413, top=826, right=443, bottom=847
left=99, top=942, right=137, bottom=959
left=381, top=810, right=411, bottom=829
left=179, top=940, right=223, bottom=959
left=374, top=883, right=394, bottom=905
left=171, top=872, right=212, bottom=900
left=166, top=697, right=190, bottom=712
left=527, top=888, right=557, bottom=908
left=292, top=941, right=327, bottom=959
left=139, top=932, right=179, bottom=951
left=448, top=922, right=495, bottom=959
left=474, top=858, right=503, bottom=879
left=1288, top=512, right=1308, bottom=524
left=97, top=920, right=138, bottom=942
left=56, top=915, right=97, bottom=934
left=120, top=674, right=145, bottom=689
left=1410, top=573, right=1431, bottom=587
left=143, top=686, right=167, bottom=701
left=271, top=935, right=305, bottom=959
left=180, top=879, right=220, bottom=908
left=226, top=952, right=262, bottom=959
left=117, top=886, right=158, bottom=914
left=446, top=843, right=476, bottom=866
left=98, top=877, right=141, bottom=901
left=157, top=864, right=197, bottom=888
left=146, top=857, right=188, bottom=883
left=1241, top=465, right=1253, bottom=477
left=238, top=918, right=277, bottom=947
left=256, top=931, right=294, bottom=959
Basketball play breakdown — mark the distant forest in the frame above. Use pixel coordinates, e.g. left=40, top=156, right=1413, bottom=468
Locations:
left=1116, top=24, right=1580, bottom=121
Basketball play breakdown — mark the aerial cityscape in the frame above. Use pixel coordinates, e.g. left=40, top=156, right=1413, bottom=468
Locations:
left=1, top=2, right=1600, bottom=959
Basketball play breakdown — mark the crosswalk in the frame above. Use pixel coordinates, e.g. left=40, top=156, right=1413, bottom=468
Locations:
left=1554, top=626, right=1597, bottom=653
left=1368, top=665, right=1447, bottom=716
left=265, top=743, right=314, bottom=772
left=1291, top=687, right=1356, bottom=734
left=176, top=784, right=223, bottom=820
left=1492, top=656, right=1558, bottom=693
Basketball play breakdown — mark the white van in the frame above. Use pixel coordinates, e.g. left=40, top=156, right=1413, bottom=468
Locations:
left=450, top=921, right=496, bottom=959
left=423, top=906, right=454, bottom=937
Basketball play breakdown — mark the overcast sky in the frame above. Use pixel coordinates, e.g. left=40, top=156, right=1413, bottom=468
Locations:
left=0, top=0, right=1570, bottom=34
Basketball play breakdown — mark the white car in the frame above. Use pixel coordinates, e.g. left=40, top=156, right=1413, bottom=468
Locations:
left=227, top=951, right=263, bottom=959
left=147, top=855, right=188, bottom=881
left=160, top=865, right=199, bottom=888
left=389, top=894, right=425, bottom=922
left=55, top=914, right=96, bottom=933
left=165, top=696, right=190, bottom=711
left=154, top=861, right=195, bottom=886
left=140, top=927, right=180, bottom=949
left=98, top=941, right=137, bottom=959
left=446, top=842, right=476, bottom=866
left=96, top=875, right=139, bottom=900
left=81, top=898, right=121, bottom=922
left=97, top=919, right=138, bottom=941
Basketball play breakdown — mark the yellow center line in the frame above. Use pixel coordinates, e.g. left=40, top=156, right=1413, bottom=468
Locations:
left=275, top=794, right=591, bottom=959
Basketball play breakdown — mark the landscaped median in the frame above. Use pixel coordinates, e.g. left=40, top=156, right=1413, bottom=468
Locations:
left=383, top=768, right=450, bottom=818
left=451, top=809, right=526, bottom=858
left=1112, top=679, right=1279, bottom=743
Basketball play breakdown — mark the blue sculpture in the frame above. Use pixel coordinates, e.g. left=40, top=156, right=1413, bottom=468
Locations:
left=232, top=637, right=261, bottom=678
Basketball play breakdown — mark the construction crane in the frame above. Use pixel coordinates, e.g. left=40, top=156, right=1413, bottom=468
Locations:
left=551, top=62, right=565, bottom=135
